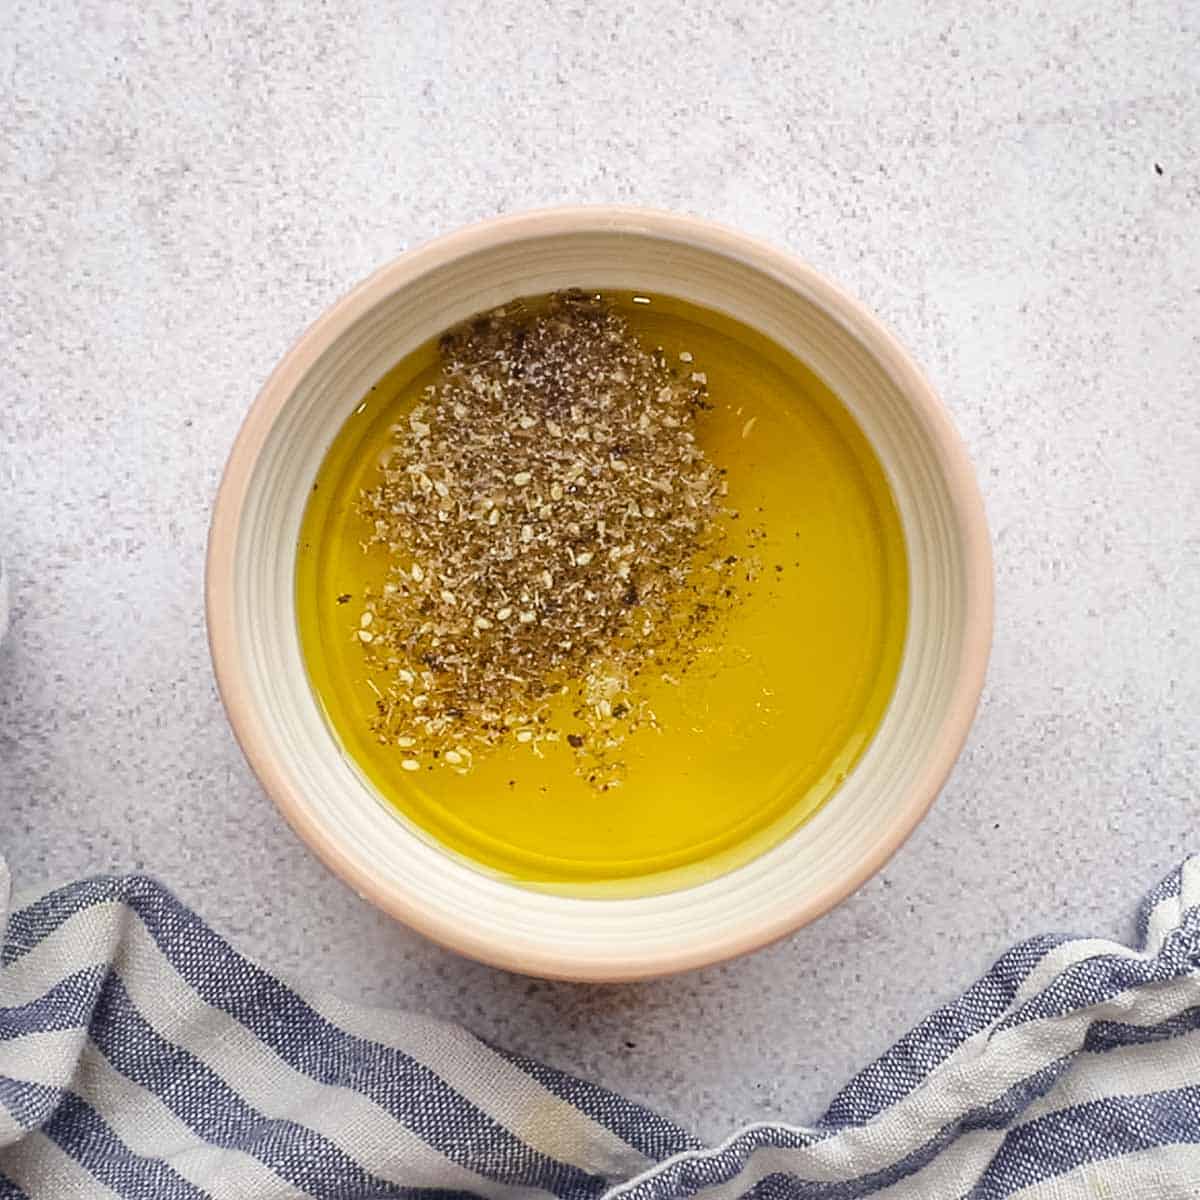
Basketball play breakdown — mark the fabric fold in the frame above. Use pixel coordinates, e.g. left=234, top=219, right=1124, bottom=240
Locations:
left=2, top=857, right=1198, bottom=1199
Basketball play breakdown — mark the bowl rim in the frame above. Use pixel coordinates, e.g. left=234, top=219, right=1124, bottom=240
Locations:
left=206, top=205, right=994, bottom=981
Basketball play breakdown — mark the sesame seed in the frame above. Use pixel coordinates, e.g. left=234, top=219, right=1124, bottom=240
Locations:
left=401, top=759, right=420, bottom=771
left=357, top=629, right=373, bottom=642
left=353, top=290, right=742, bottom=787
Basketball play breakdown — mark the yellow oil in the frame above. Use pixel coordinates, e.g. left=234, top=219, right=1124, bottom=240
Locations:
left=296, top=293, right=907, bottom=895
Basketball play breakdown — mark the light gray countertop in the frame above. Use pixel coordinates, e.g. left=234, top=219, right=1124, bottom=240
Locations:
left=2, top=1, right=1197, bottom=1142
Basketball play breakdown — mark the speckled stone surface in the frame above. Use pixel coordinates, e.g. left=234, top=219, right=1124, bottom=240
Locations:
left=1, top=1, right=1198, bottom=1141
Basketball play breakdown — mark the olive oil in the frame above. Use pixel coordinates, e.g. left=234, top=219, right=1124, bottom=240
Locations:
left=296, top=293, right=907, bottom=894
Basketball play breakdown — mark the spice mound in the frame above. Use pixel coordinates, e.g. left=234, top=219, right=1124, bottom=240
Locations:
left=356, top=291, right=739, bottom=788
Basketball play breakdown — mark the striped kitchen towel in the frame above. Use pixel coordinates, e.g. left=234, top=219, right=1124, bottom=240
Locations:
left=1, top=857, right=1199, bottom=1199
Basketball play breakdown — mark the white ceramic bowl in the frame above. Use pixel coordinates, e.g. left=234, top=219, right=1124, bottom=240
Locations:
left=207, top=208, right=992, bottom=981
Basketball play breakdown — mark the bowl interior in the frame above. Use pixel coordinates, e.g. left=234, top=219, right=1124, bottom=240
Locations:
left=209, top=212, right=990, bottom=980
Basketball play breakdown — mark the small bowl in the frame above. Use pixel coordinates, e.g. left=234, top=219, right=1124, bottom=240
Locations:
left=207, top=208, right=992, bottom=981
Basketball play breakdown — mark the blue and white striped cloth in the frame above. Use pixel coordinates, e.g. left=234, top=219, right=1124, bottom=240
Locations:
left=1, top=855, right=1198, bottom=1199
